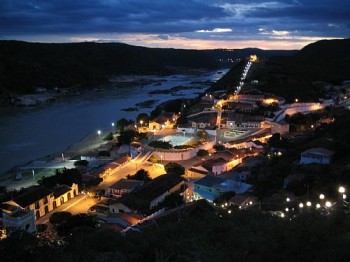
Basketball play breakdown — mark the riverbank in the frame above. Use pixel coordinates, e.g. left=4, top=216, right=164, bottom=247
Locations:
left=0, top=68, right=229, bottom=177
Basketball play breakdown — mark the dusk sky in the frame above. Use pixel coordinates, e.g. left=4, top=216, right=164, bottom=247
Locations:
left=1, top=0, right=349, bottom=50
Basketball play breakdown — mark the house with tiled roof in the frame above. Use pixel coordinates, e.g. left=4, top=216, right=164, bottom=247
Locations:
left=226, top=113, right=264, bottom=129
left=106, top=179, right=143, bottom=199
left=9, top=183, right=78, bottom=220
left=299, top=148, right=334, bottom=165
left=110, top=174, right=186, bottom=214
left=149, top=112, right=175, bottom=130
left=193, top=175, right=252, bottom=202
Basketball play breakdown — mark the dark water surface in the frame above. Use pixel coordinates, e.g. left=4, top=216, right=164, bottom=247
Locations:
left=0, top=69, right=228, bottom=174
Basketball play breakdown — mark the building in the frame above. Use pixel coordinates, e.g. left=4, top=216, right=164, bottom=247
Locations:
left=148, top=112, right=175, bottom=130
left=110, top=174, right=186, bottom=214
left=106, top=179, right=143, bottom=198
left=1, top=201, right=37, bottom=234
left=229, top=194, right=258, bottom=209
left=198, top=157, right=242, bottom=175
left=299, top=148, right=334, bottom=165
left=186, top=166, right=210, bottom=179
left=237, top=89, right=264, bottom=102
left=271, top=121, right=290, bottom=135
left=193, top=175, right=252, bottom=202
left=226, top=113, right=264, bottom=130
left=10, top=184, right=78, bottom=220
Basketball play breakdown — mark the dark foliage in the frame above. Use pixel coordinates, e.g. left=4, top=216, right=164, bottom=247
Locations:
left=148, top=140, right=173, bottom=149
left=127, top=169, right=151, bottom=182
left=164, top=162, right=185, bottom=176
left=38, top=168, right=82, bottom=188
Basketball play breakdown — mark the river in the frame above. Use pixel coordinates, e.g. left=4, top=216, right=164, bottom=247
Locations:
left=0, top=69, right=228, bottom=175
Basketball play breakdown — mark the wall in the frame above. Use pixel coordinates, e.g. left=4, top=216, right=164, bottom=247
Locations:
left=152, top=137, right=216, bottom=161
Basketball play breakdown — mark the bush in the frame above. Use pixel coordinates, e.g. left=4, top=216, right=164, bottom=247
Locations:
left=213, top=144, right=225, bottom=151
left=49, top=211, right=72, bottom=226
left=149, top=140, right=173, bottom=149
left=197, top=149, right=209, bottom=157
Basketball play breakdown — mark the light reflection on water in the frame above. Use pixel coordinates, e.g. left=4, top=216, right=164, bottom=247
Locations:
left=0, top=69, right=228, bottom=174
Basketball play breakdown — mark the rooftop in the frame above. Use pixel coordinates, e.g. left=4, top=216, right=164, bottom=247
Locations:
left=194, top=175, right=225, bottom=188
left=302, top=148, right=334, bottom=157
left=53, top=184, right=72, bottom=198
left=13, top=186, right=52, bottom=208
left=109, top=179, right=143, bottom=191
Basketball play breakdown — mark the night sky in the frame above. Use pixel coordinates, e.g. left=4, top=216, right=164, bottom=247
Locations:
left=1, top=0, right=349, bottom=49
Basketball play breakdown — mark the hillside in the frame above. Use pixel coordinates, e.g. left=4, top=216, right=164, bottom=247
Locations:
left=0, top=41, right=295, bottom=97
left=251, top=38, right=350, bottom=102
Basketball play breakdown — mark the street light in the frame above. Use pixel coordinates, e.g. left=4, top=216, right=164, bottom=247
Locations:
left=112, top=122, right=115, bottom=131
left=306, top=201, right=312, bottom=207
left=325, top=201, right=332, bottom=208
left=299, top=203, right=304, bottom=208
left=316, top=203, right=321, bottom=209
left=338, top=186, right=346, bottom=194
left=319, top=194, right=325, bottom=200
left=97, top=130, right=101, bottom=138
left=140, top=120, right=143, bottom=126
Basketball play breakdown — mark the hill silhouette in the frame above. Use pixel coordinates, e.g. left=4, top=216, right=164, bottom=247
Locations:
left=252, top=38, right=350, bottom=101
left=0, top=41, right=295, bottom=97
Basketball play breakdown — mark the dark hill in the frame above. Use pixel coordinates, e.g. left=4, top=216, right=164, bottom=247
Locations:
left=0, top=40, right=295, bottom=97
left=221, top=38, right=350, bottom=102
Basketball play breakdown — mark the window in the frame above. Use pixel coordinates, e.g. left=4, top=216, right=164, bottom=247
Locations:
left=35, top=201, right=40, bottom=209
left=43, top=196, right=48, bottom=204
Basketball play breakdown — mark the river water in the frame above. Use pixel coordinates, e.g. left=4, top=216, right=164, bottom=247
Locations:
left=0, top=69, right=228, bottom=175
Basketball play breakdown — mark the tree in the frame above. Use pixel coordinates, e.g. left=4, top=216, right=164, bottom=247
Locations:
left=196, top=130, right=209, bottom=140
left=176, top=116, right=188, bottom=126
left=136, top=113, right=149, bottom=126
left=49, top=211, right=73, bottom=226
left=213, top=144, right=225, bottom=151
left=127, top=169, right=151, bottom=182
left=119, top=130, right=139, bottom=144
left=149, top=155, right=158, bottom=165
left=165, top=162, right=185, bottom=176
left=74, top=160, right=89, bottom=167
left=38, top=168, right=82, bottom=188
left=162, top=193, right=184, bottom=209
left=197, top=149, right=209, bottom=157
left=116, top=118, right=130, bottom=132
left=57, top=213, right=98, bottom=236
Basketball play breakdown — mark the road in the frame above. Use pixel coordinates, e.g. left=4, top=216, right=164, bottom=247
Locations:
left=38, top=154, right=166, bottom=225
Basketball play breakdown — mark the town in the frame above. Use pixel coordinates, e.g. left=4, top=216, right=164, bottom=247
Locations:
left=1, top=52, right=350, bottom=250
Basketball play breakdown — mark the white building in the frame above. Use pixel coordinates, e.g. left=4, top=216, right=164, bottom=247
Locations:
left=1, top=201, right=37, bottom=234
left=299, top=148, right=334, bottom=165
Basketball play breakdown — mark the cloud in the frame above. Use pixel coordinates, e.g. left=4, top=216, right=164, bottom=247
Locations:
left=196, top=28, right=232, bottom=33
left=0, top=0, right=348, bottom=49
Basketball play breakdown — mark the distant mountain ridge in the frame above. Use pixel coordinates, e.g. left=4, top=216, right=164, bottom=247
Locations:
left=0, top=40, right=295, bottom=97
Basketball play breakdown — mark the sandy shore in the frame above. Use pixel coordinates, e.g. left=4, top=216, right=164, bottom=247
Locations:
left=0, top=128, right=111, bottom=190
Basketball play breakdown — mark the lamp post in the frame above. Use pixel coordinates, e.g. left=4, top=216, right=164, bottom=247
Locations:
left=112, top=122, right=115, bottom=132
left=97, top=130, right=101, bottom=139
